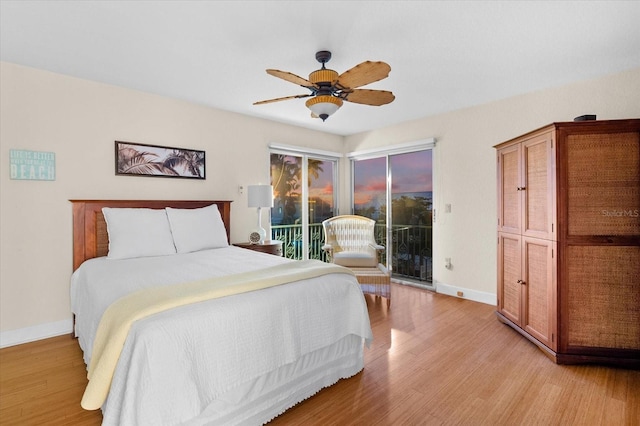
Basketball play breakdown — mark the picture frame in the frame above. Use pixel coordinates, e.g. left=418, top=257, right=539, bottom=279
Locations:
left=115, top=141, right=205, bottom=179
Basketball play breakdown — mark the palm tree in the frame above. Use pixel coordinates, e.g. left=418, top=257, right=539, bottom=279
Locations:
left=270, top=155, right=327, bottom=225
left=307, top=159, right=324, bottom=186
left=117, top=145, right=178, bottom=175
left=271, top=155, right=300, bottom=224
left=163, top=149, right=205, bottom=177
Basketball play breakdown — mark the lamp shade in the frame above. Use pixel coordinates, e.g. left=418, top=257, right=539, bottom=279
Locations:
left=305, top=95, right=343, bottom=121
left=248, top=185, right=274, bottom=208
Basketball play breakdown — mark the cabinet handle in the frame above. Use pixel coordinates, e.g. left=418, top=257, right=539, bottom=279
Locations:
left=516, top=186, right=526, bottom=191
left=517, top=279, right=526, bottom=285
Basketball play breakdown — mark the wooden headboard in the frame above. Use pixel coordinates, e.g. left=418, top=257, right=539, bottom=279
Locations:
left=70, top=200, right=232, bottom=271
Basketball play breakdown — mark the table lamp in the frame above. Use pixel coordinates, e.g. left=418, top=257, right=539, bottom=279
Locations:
left=247, top=184, right=274, bottom=244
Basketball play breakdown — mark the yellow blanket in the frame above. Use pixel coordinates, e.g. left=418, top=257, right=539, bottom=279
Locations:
left=81, top=259, right=354, bottom=410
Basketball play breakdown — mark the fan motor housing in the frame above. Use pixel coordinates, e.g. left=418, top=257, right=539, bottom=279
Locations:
left=309, top=69, right=338, bottom=85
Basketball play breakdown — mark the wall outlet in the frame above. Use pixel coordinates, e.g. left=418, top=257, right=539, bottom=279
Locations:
left=445, top=257, right=452, bottom=269
left=445, top=203, right=452, bottom=213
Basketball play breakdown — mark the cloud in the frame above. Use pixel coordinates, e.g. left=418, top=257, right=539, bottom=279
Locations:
left=355, top=176, right=387, bottom=193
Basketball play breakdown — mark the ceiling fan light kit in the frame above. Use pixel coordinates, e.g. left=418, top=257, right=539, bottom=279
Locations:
left=306, top=95, right=343, bottom=121
left=254, top=50, right=395, bottom=122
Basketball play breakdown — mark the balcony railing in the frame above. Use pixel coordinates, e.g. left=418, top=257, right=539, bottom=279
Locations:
left=391, top=225, right=433, bottom=283
left=272, top=223, right=328, bottom=262
left=271, top=223, right=432, bottom=283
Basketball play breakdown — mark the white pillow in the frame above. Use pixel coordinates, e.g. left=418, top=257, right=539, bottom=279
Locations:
left=166, top=204, right=229, bottom=253
left=102, top=207, right=177, bottom=259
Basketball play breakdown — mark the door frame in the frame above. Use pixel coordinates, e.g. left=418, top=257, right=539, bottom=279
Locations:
left=269, top=143, right=341, bottom=260
left=347, top=138, right=436, bottom=279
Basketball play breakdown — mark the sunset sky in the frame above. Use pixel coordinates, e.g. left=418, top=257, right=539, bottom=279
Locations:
left=273, top=150, right=433, bottom=210
left=308, top=160, right=334, bottom=205
left=354, top=150, right=433, bottom=206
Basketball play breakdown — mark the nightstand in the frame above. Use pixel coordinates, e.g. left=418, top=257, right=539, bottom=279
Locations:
left=233, top=240, right=283, bottom=256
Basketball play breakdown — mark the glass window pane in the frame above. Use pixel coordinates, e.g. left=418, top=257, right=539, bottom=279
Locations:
left=308, top=158, right=335, bottom=261
left=353, top=157, right=387, bottom=223
left=390, top=150, right=433, bottom=282
left=270, top=154, right=302, bottom=259
left=353, top=157, right=387, bottom=265
left=270, top=153, right=302, bottom=224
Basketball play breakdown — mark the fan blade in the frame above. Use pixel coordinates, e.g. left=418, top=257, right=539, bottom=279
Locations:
left=344, top=89, right=395, bottom=106
left=335, top=61, right=391, bottom=89
left=253, top=94, right=312, bottom=105
left=266, top=69, right=316, bottom=88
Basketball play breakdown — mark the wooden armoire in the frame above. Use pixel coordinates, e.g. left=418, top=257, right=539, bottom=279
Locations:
left=495, top=119, right=640, bottom=368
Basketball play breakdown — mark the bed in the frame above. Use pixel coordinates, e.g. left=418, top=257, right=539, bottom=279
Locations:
left=69, top=200, right=373, bottom=425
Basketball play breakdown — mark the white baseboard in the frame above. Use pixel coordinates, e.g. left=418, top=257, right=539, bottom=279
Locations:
left=0, top=318, right=73, bottom=349
left=435, top=281, right=496, bottom=306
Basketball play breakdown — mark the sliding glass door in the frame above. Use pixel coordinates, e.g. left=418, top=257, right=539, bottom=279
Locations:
left=353, top=157, right=388, bottom=264
left=352, top=148, right=433, bottom=285
left=270, top=151, right=337, bottom=260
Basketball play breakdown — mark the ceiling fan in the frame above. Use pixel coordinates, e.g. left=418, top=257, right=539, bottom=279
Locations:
left=254, top=51, right=395, bottom=121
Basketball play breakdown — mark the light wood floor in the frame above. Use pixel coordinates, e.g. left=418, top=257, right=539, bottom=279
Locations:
left=1, top=283, right=638, bottom=425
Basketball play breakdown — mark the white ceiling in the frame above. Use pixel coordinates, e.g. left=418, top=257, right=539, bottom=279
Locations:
left=2, top=1, right=640, bottom=136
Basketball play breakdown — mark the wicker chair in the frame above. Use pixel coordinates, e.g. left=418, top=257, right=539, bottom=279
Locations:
left=322, top=215, right=391, bottom=306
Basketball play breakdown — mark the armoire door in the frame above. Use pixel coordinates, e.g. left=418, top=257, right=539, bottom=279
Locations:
left=497, top=144, right=521, bottom=235
left=522, top=236, right=557, bottom=351
left=521, top=131, right=556, bottom=240
left=497, top=232, right=522, bottom=325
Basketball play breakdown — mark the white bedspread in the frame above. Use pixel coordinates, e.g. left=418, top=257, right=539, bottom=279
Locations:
left=70, top=246, right=373, bottom=425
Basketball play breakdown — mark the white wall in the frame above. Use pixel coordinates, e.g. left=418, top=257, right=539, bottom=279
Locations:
left=344, top=67, right=640, bottom=303
left=0, top=62, right=343, bottom=345
left=2, top=61, right=639, bottom=347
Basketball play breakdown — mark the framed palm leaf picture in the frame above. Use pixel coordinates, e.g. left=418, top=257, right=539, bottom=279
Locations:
left=115, top=141, right=205, bottom=179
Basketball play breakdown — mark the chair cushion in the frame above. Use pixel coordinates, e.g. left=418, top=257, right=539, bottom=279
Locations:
left=333, top=251, right=378, bottom=267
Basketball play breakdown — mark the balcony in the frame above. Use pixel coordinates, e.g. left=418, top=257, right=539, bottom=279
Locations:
left=271, top=223, right=432, bottom=283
